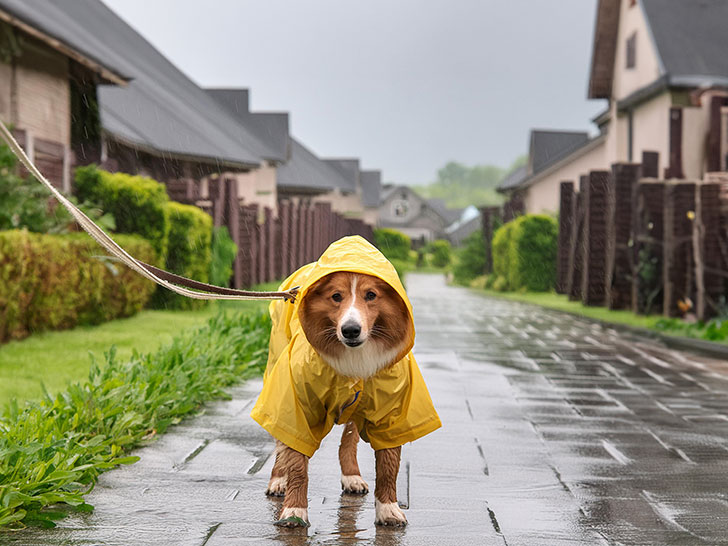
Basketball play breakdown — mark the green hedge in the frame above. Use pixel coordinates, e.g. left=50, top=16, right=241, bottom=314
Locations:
left=210, top=226, right=238, bottom=287
left=374, top=228, right=412, bottom=261
left=491, top=215, right=558, bottom=292
left=0, top=310, right=271, bottom=529
left=153, top=202, right=213, bottom=310
left=75, top=165, right=170, bottom=260
left=453, top=230, right=487, bottom=283
left=428, top=239, right=452, bottom=268
left=0, top=230, right=157, bottom=342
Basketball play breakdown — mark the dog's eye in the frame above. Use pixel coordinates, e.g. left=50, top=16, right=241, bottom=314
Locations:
left=332, top=293, right=343, bottom=302
left=365, top=291, right=377, bottom=301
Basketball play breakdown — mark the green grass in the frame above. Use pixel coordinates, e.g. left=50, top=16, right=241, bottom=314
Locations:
left=477, top=289, right=665, bottom=330
left=0, top=282, right=280, bottom=406
left=0, top=310, right=271, bottom=528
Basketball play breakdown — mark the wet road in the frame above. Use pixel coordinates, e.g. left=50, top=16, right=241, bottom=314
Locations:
left=9, top=273, right=728, bottom=545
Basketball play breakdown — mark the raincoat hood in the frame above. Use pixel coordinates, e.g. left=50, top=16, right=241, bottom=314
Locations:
left=251, top=236, right=441, bottom=458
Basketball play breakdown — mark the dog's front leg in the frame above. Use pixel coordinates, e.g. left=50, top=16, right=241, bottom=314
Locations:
left=339, top=421, right=369, bottom=494
left=276, top=444, right=310, bottom=527
left=374, top=446, right=407, bottom=526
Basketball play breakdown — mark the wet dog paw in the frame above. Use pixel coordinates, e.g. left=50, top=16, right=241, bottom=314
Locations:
left=341, top=474, right=369, bottom=494
left=374, top=500, right=407, bottom=526
left=266, top=476, right=287, bottom=497
left=275, top=506, right=309, bottom=527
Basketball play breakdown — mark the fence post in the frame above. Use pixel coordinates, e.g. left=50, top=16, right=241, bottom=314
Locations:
left=305, top=206, right=315, bottom=263
left=567, top=178, right=586, bottom=301
left=665, top=107, right=684, bottom=179
left=633, top=181, right=665, bottom=314
left=694, top=182, right=723, bottom=321
left=297, top=203, right=307, bottom=268
left=642, top=151, right=660, bottom=178
left=239, top=204, right=258, bottom=288
left=663, top=182, right=696, bottom=316
left=556, top=183, right=574, bottom=294
left=581, top=171, right=610, bottom=306
left=606, top=164, right=640, bottom=309
left=277, top=201, right=290, bottom=280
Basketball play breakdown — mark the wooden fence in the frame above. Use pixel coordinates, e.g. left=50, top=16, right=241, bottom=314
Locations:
left=168, top=178, right=374, bottom=289
left=557, top=152, right=728, bottom=321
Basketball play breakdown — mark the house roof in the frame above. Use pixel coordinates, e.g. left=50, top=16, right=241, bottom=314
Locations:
left=360, top=170, right=382, bottom=208
left=426, top=198, right=463, bottom=225
left=589, top=0, right=728, bottom=99
left=323, top=159, right=359, bottom=194
left=0, top=0, right=129, bottom=84
left=10, top=0, right=276, bottom=169
left=277, top=138, right=352, bottom=193
left=497, top=165, right=529, bottom=191
left=531, top=131, right=590, bottom=174
left=498, top=131, right=594, bottom=193
left=206, top=88, right=289, bottom=163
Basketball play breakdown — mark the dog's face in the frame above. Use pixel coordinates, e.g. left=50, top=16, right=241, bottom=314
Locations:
left=299, top=271, right=411, bottom=365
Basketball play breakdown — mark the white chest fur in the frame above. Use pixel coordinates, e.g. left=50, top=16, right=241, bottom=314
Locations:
left=320, top=343, right=401, bottom=379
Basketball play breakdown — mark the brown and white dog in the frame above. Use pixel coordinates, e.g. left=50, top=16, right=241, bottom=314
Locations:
left=266, top=271, right=413, bottom=527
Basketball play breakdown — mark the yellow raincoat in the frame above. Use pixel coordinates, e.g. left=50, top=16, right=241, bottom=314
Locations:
left=250, top=236, right=441, bottom=457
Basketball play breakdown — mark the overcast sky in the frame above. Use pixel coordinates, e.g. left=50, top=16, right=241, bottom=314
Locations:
left=102, top=0, right=605, bottom=185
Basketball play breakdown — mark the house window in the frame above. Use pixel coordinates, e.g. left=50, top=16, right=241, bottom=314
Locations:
left=626, top=32, right=637, bottom=69
left=392, top=199, right=409, bottom=218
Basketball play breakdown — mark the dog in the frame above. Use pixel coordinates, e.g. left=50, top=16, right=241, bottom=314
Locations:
left=250, top=236, right=441, bottom=528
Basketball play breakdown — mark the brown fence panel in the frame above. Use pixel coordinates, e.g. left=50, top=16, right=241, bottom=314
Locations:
left=567, top=180, right=585, bottom=301
left=556, top=183, right=574, bottom=294
left=607, top=164, right=640, bottom=309
left=633, top=181, right=665, bottom=314
left=663, top=182, right=696, bottom=317
left=581, top=171, right=610, bottom=306
left=239, top=204, right=259, bottom=288
left=695, top=182, right=723, bottom=320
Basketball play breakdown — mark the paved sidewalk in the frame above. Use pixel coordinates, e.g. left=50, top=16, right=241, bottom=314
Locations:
left=9, top=273, right=728, bottom=544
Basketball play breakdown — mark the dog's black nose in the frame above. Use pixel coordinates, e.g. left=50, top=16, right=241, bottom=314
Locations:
left=341, top=322, right=361, bottom=340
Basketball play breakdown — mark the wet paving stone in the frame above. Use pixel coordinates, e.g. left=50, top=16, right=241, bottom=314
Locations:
left=8, top=273, right=728, bottom=544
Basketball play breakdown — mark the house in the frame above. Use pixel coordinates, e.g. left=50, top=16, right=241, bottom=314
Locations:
left=360, top=170, right=382, bottom=226
left=206, top=88, right=289, bottom=213
left=0, top=0, right=129, bottom=191
left=378, top=185, right=453, bottom=244
left=445, top=206, right=481, bottom=246
left=499, top=0, right=728, bottom=214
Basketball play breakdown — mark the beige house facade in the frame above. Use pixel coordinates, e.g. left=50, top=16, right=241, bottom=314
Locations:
left=499, top=0, right=728, bottom=214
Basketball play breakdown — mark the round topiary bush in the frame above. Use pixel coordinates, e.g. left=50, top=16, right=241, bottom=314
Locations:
left=508, top=214, right=558, bottom=291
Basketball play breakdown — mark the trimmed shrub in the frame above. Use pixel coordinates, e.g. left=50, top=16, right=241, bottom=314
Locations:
left=492, top=221, right=515, bottom=289
left=509, top=215, right=558, bottom=291
left=75, top=165, right=170, bottom=260
left=0, top=310, right=271, bottom=529
left=153, top=202, right=213, bottom=310
left=374, top=228, right=411, bottom=261
left=491, top=214, right=558, bottom=292
left=0, top=230, right=157, bottom=342
left=210, top=226, right=238, bottom=287
left=453, top=230, right=487, bottom=284
left=428, top=239, right=452, bottom=268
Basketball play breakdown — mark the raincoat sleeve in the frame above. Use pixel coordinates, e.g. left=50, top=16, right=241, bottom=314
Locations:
left=357, top=353, right=442, bottom=451
left=251, top=335, right=335, bottom=458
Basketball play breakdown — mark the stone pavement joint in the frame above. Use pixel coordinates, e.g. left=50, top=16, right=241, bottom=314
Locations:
left=7, top=273, right=728, bottom=545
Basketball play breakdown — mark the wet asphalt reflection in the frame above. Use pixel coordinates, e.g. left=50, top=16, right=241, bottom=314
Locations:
left=8, top=273, right=728, bottom=545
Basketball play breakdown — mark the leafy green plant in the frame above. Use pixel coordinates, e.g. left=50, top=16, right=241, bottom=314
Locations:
left=373, top=228, right=412, bottom=262
left=75, top=165, right=170, bottom=260
left=210, top=226, right=238, bottom=287
left=508, top=215, right=558, bottom=292
left=0, top=230, right=157, bottom=342
left=152, top=202, right=213, bottom=310
left=427, top=239, right=452, bottom=268
left=491, top=221, right=515, bottom=289
left=0, top=310, right=271, bottom=529
left=453, top=230, right=487, bottom=284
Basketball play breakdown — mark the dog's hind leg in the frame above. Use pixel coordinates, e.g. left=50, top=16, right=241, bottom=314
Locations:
left=266, top=441, right=287, bottom=497
left=276, top=444, right=310, bottom=527
left=374, top=446, right=406, bottom=526
left=339, top=421, right=369, bottom=494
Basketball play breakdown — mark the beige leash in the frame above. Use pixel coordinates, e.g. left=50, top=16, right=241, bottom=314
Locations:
left=0, top=123, right=298, bottom=302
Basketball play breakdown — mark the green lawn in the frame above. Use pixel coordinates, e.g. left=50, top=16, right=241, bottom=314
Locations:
left=477, top=289, right=665, bottom=330
left=0, top=282, right=279, bottom=406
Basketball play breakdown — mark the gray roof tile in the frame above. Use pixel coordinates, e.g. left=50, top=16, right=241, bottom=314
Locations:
left=277, top=139, right=351, bottom=193
left=360, top=170, right=382, bottom=207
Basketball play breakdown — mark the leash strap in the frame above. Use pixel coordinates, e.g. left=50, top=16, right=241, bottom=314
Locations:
left=0, top=123, right=298, bottom=302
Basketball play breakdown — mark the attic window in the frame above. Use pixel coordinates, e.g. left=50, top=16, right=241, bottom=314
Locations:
left=626, top=32, right=637, bottom=69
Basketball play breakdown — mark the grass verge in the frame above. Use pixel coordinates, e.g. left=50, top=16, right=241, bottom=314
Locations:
left=476, top=289, right=728, bottom=349
left=0, top=282, right=279, bottom=405
left=0, top=309, right=271, bottom=529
